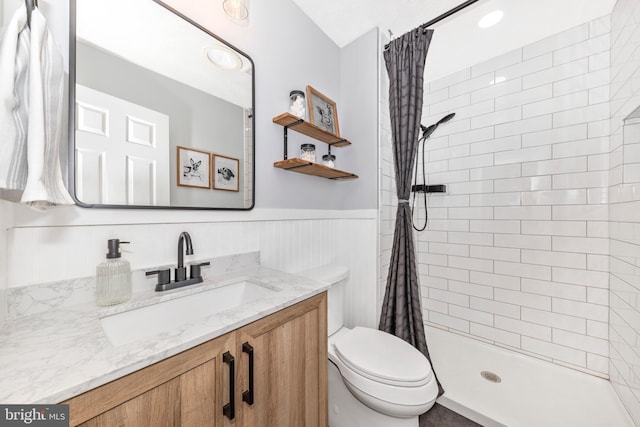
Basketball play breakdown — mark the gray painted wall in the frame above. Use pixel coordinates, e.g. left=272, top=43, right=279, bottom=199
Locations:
left=241, top=17, right=379, bottom=210
left=76, top=42, right=245, bottom=208
left=339, top=28, right=379, bottom=209
left=235, top=0, right=346, bottom=209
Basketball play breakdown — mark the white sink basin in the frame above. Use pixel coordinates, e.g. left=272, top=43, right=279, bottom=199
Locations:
left=100, top=280, right=279, bottom=346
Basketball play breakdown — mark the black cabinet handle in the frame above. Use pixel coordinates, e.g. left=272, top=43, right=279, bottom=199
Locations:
left=242, top=342, right=254, bottom=405
left=223, top=351, right=235, bottom=420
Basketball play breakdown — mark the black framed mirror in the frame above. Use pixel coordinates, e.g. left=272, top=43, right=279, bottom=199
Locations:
left=70, top=0, right=254, bottom=210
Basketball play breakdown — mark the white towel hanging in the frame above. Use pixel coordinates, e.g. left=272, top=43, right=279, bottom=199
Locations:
left=0, top=3, right=74, bottom=209
left=20, top=6, right=74, bottom=208
left=0, top=4, right=30, bottom=201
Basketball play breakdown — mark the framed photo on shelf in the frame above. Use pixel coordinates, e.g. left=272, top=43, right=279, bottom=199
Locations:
left=212, top=154, right=240, bottom=192
left=177, top=146, right=210, bottom=189
left=306, top=85, right=340, bottom=136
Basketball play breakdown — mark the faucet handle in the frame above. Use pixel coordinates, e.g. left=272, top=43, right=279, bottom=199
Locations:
left=190, top=262, right=210, bottom=280
left=146, top=268, right=171, bottom=285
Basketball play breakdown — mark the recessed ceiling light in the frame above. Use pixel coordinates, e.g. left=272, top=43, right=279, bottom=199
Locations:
left=204, top=45, right=242, bottom=71
left=223, top=0, right=249, bottom=21
left=478, top=10, right=504, bottom=29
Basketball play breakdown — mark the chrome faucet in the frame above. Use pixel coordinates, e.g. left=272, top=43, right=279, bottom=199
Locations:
left=176, top=231, right=194, bottom=282
left=146, top=231, right=209, bottom=291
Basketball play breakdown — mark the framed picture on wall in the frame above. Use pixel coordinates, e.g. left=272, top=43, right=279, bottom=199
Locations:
left=306, top=85, right=340, bottom=136
left=212, top=154, right=240, bottom=192
left=177, top=146, right=211, bottom=189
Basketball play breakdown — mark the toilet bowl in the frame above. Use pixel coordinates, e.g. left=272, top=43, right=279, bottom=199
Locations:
left=329, top=326, right=438, bottom=421
left=302, top=266, right=438, bottom=427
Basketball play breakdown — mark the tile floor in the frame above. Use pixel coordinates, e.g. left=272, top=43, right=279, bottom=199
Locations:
left=420, top=404, right=481, bottom=427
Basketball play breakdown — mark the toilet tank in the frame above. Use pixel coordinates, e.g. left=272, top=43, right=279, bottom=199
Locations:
left=301, top=265, right=349, bottom=336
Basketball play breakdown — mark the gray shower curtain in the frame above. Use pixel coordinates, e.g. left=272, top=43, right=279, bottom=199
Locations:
left=380, top=28, right=443, bottom=396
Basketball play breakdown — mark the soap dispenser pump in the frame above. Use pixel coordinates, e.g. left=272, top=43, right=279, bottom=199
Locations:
left=96, top=239, right=132, bottom=306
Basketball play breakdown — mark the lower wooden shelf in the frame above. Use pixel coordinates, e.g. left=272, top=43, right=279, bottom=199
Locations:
left=274, top=158, right=358, bottom=180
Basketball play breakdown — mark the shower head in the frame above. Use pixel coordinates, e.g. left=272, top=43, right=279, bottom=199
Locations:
left=420, top=112, right=456, bottom=139
left=420, top=124, right=436, bottom=139
left=439, top=112, right=455, bottom=124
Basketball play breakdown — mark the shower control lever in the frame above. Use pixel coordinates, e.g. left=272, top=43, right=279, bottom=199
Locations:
left=411, top=184, right=446, bottom=193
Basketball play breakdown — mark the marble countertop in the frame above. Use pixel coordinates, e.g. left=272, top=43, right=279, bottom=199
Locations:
left=0, top=266, right=329, bottom=404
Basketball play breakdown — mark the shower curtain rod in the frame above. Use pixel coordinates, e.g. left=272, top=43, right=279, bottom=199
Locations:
left=385, top=0, right=480, bottom=49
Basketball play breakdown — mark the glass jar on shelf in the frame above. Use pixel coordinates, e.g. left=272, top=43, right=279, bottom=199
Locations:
left=322, top=154, right=336, bottom=168
left=300, top=144, right=316, bottom=162
left=289, top=90, right=306, bottom=119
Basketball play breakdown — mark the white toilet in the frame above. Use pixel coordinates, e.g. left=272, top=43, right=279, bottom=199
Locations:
left=303, top=266, right=438, bottom=427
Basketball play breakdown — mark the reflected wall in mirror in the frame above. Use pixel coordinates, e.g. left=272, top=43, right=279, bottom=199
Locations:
left=71, top=0, right=254, bottom=209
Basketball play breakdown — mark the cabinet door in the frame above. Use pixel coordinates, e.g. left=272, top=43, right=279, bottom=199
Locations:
left=77, top=377, right=181, bottom=427
left=179, top=359, right=219, bottom=427
left=237, top=292, right=328, bottom=427
left=65, top=332, right=235, bottom=427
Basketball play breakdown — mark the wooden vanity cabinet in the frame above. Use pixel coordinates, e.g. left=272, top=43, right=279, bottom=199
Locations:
left=64, top=331, right=235, bottom=427
left=237, top=292, right=328, bottom=427
left=63, top=292, right=327, bottom=427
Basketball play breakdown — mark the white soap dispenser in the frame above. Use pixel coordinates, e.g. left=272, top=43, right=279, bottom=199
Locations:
left=96, top=239, right=132, bottom=306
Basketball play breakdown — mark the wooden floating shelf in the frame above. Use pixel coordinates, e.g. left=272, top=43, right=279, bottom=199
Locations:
left=274, top=158, right=358, bottom=180
left=272, top=113, right=351, bottom=147
left=272, top=112, right=358, bottom=180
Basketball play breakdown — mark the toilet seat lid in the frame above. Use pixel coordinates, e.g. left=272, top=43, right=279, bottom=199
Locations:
left=333, top=327, right=432, bottom=386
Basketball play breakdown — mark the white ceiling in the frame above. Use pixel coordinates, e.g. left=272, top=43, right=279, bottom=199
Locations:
left=72, top=0, right=617, bottom=100
left=292, top=0, right=617, bottom=82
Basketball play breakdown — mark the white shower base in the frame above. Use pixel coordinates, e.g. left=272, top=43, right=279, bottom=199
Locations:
left=425, top=326, right=634, bottom=427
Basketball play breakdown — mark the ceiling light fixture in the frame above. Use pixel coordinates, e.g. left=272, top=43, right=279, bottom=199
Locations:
left=478, top=10, right=503, bottom=29
left=204, top=45, right=242, bottom=71
left=223, top=0, right=249, bottom=21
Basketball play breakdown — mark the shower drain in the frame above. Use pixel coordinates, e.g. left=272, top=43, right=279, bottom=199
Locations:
left=480, top=370, right=502, bottom=383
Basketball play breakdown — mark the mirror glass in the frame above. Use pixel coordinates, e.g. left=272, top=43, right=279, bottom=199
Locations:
left=71, top=0, right=254, bottom=209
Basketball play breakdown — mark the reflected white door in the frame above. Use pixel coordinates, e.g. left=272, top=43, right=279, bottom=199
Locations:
left=75, top=85, right=170, bottom=205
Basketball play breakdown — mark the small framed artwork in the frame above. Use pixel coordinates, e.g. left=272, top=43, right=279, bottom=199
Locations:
left=306, top=85, right=340, bottom=136
left=212, top=154, right=240, bottom=192
left=177, top=146, right=211, bottom=189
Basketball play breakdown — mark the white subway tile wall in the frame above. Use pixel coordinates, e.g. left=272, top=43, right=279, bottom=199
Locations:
left=609, top=0, right=640, bottom=423
left=408, top=17, right=611, bottom=378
